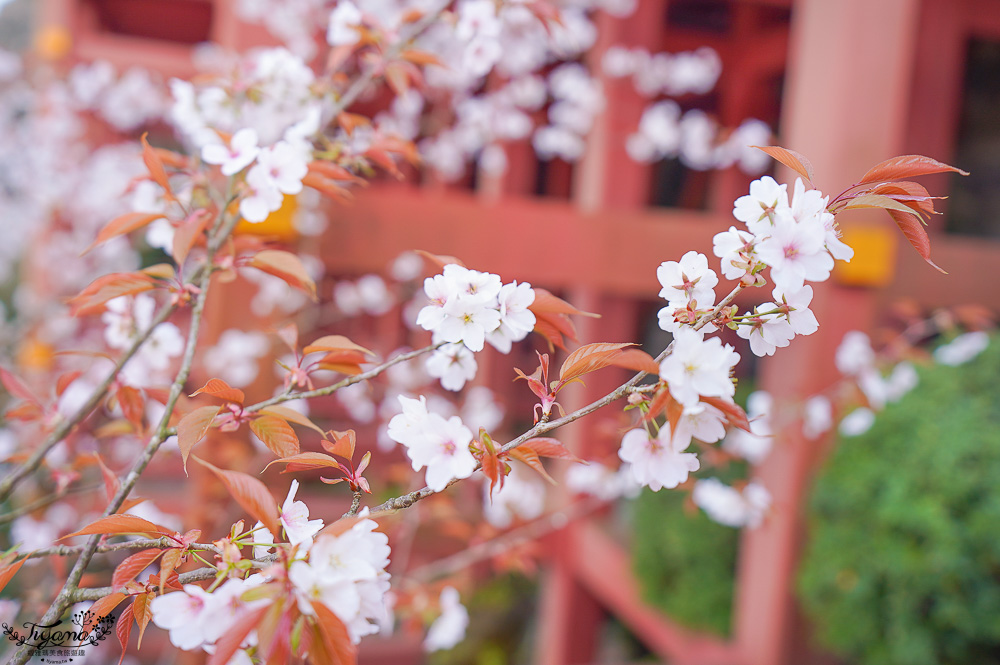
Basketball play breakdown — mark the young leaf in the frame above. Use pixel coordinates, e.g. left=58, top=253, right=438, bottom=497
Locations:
left=177, top=405, right=222, bottom=473
left=116, top=385, right=145, bottom=430
left=558, top=342, right=636, bottom=383
left=750, top=145, right=815, bottom=183
left=324, top=430, right=356, bottom=460
left=116, top=603, right=135, bottom=665
left=415, top=250, right=466, bottom=271
left=519, top=437, right=585, bottom=463
left=611, top=349, right=661, bottom=374
left=843, top=193, right=925, bottom=216
left=246, top=250, right=317, bottom=300
left=509, top=448, right=556, bottom=485
left=250, top=416, right=300, bottom=458
left=172, top=209, right=213, bottom=266
left=700, top=396, right=752, bottom=433
left=307, top=161, right=365, bottom=184
left=207, top=604, right=270, bottom=665
left=191, top=378, right=245, bottom=407
left=259, top=406, right=325, bottom=435
left=0, top=368, right=42, bottom=406
left=0, top=557, right=26, bottom=594
left=132, top=591, right=155, bottom=648
left=82, top=212, right=165, bottom=256
left=68, top=272, right=158, bottom=317
left=61, top=514, right=176, bottom=540
left=858, top=154, right=968, bottom=184
left=264, top=452, right=345, bottom=474
left=311, top=601, right=357, bottom=665
left=886, top=208, right=948, bottom=274
left=141, top=133, right=174, bottom=200
left=302, top=335, right=374, bottom=357
left=316, top=350, right=368, bottom=375
left=193, top=457, right=281, bottom=537
left=112, top=548, right=165, bottom=591
left=86, top=592, right=129, bottom=629
left=302, top=172, right=354, bottom=203
left=868, top=181, right=942, bottom=217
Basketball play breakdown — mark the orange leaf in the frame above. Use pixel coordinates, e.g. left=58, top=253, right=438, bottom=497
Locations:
left=191, top=378, right=245, bottom=406
left=886, top=208, right=947, bottom=274
left=611, top=348, right=661, bottom=374
left=207, top=603, right=270, bottom=665
left=159, top=548, right=184, bottom=596
left=141, top=133, right=174, bottom=200
left=193, top=457, right=281, bottom=537
left=112, top=548, right=165, bottom=591
left=1, top=368, right=42, bottom=406
left=302, top=172, right=354, bottom=203
left=132, top=591, right=155, bottom=648
left=246, top=250, right=317, bottom=300
left=83, top=212, right=165, bottom=255
left=323, top=430, right=356, bottom=460
left=68, top=272, right=158, bottom=317
left=843, top=193, right=923, bottom=216
left=519, top=437, right=584, bottom=463
left=250, top=416, right=300, bottom=458
left=259, top=406, right=325, bottom=435
left=700, top=396, right=751, bottom=433
left=302, top=335, right=374, bottom=357
left=0, top=557, right=26, bottom=594
left=558, top=342, right=636, bottom=383
left=116, top=603, right=134, bottom=665
left=311, top=601, right=357, bottom=665
left=87, top=592, right=129, bottom=628
left=509, top=447, right=555, bottom=485
left=399, top=49, right=445, bottom=67
left=307, top=161, right=365, bottom=184
left=858, top=154, right=968, bottom=185
left=529, top=288, right=599, bottom=318
left=868, top=181, right=942, bottom=217
left=61, top=514, right=176, bottom=540
left=177, top=405, right=221, bottom=474
left=172, top=209, right=213, bottom=267
left=750, top=145, right=815, bottom=183
left=337, top=113, right=371, bottom=136
left=415, top=250, right=466, bottom=271
left=264, top=452, right=343, bottom=474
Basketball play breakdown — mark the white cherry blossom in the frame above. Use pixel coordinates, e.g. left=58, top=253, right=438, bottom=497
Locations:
left=618, top=424, right=699, bottom=491
left=426, top=343, right=478, bottom=391
left=659, top=328, right=739, bottom=407
left=656, top=251, right=718, bottom=307
left=424, top=587, right=469, bottom=652
left=201, top=128, right=260, bottom=176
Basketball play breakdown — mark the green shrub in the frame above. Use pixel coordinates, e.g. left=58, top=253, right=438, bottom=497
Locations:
left=798, top=337, right=1000, bottom=665
left=631, top=466, right=744, bottom=637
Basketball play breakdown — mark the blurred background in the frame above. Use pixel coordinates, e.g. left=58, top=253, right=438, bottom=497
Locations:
left=1, top=0, right=999, bottom=664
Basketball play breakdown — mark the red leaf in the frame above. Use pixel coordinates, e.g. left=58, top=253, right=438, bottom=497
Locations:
left=112, top=549, right=165, bottom=591
left=246, top=250, right=317, bottom=300
left=250, top=416, right=300, bottom=458
left=207, top=603, right=270, bottom=665
left=116, top=385, right=145, bottom=430
left=193, top=457, right=281, bottom=537
left=558, top=342, right=636, bottom=383
left=886, top=208, right=948, bottom=274
left=172, top=209, right=213, bottom=267
left=0, top=557, right=26, bottom=594
left=302, top=172, right=354, bottom=203
left=141, top=133, right=174, bottom=200
left=83, top=212, right=165, bottom=256
left=302, top=335, right=374, bottom=357
left=62, top=515, right=176, bottom=540
left=399, top=49, right=445, bottom=67
left=55, top=371, right=83, bottom=398
left=191, top=378, right=245, bottom=407
left=843, top=193, right=922, bottom=216
left=276, top=323, right=299, bottom=354
left=93, top=453, right=120, bottom=503
left=68, top=272, right=158, bottom=317
left=750, top=145, right=815, bottom=183
left=116, top=603, right=134, bottom=665
left=700, top=396, right=752, bottom=433
left=307, top=161, right=365, bottom=184
left=529, top=288, right=599, bottom=318
left=132, top=591, right=155, bottom=648
left=177, top=405, right=221, bottom=474
left=86, top=592, right=129, bottom=628
left=158, top=548, right=184, bottom=593
left=311, top=601, right=357, bottom=665
left=0, top=368, right=42, bottom=406
left=858, top=154, right=968, bottom=185
left=868, top=181, right=942, bottom=217
left=519, top=437, right=584, bottom=463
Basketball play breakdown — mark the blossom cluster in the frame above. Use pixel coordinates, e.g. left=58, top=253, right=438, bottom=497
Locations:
left=416, top=264, right=536, bottom=391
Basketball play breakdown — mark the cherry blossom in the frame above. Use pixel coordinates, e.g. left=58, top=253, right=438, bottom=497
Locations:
left=425, top=343, right=478, bottom=391
left=839, top=407, right=876, bottom=436
left=150, top=585, right=217, bottom=650
left=327, top=1, right=363, bottom=46
left=483, top=464, right=545, bottom=528
left=835, top=331, right=876, bottom=376
left=722, top=391, right=773, bottom=464
left=201, top=127, right=260, bottom=176
left=713, top=226, right=756, bottom=280
left=618, top=425, right=699, bottom=491
left=658, top=328, right=739, bottom=408
left=802, top=395, right=833, bottom=439
left=754, top=211, right=833, bottom=292
left=934, top=331, right=990, bottom=366
left=424, top=587, right=469, bottom=652
left=656, top=251, right=718, bottom=308
left=733, top=176, right=788, bottom=232
left=692, top=478, right=771, bottom=528
left=388, top=408, right=477, bottom=491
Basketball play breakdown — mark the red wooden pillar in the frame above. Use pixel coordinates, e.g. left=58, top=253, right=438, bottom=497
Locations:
left=732, top=1, right=922, bottom=664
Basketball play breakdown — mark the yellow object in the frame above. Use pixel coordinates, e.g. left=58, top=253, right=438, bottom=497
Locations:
left=234, top=195, right=299, bottom=241
left=35, top=25, right=72, bottom=61
left=834, top=225, right=898, bottom=288
left=17, top=337, right=54, bottom=372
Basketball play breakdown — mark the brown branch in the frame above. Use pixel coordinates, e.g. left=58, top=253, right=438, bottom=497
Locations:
left=20, top=538, right=221, bottom=561
left=0, top=484, right=101, bottom=526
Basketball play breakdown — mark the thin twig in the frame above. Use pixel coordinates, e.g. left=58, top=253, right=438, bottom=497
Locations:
left=21, top=538, right=221, bottom=561
left=0, top=484, right=101, bottom=526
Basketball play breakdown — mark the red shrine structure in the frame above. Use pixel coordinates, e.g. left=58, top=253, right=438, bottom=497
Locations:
left=34, top=0, right=1000, bottom=663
